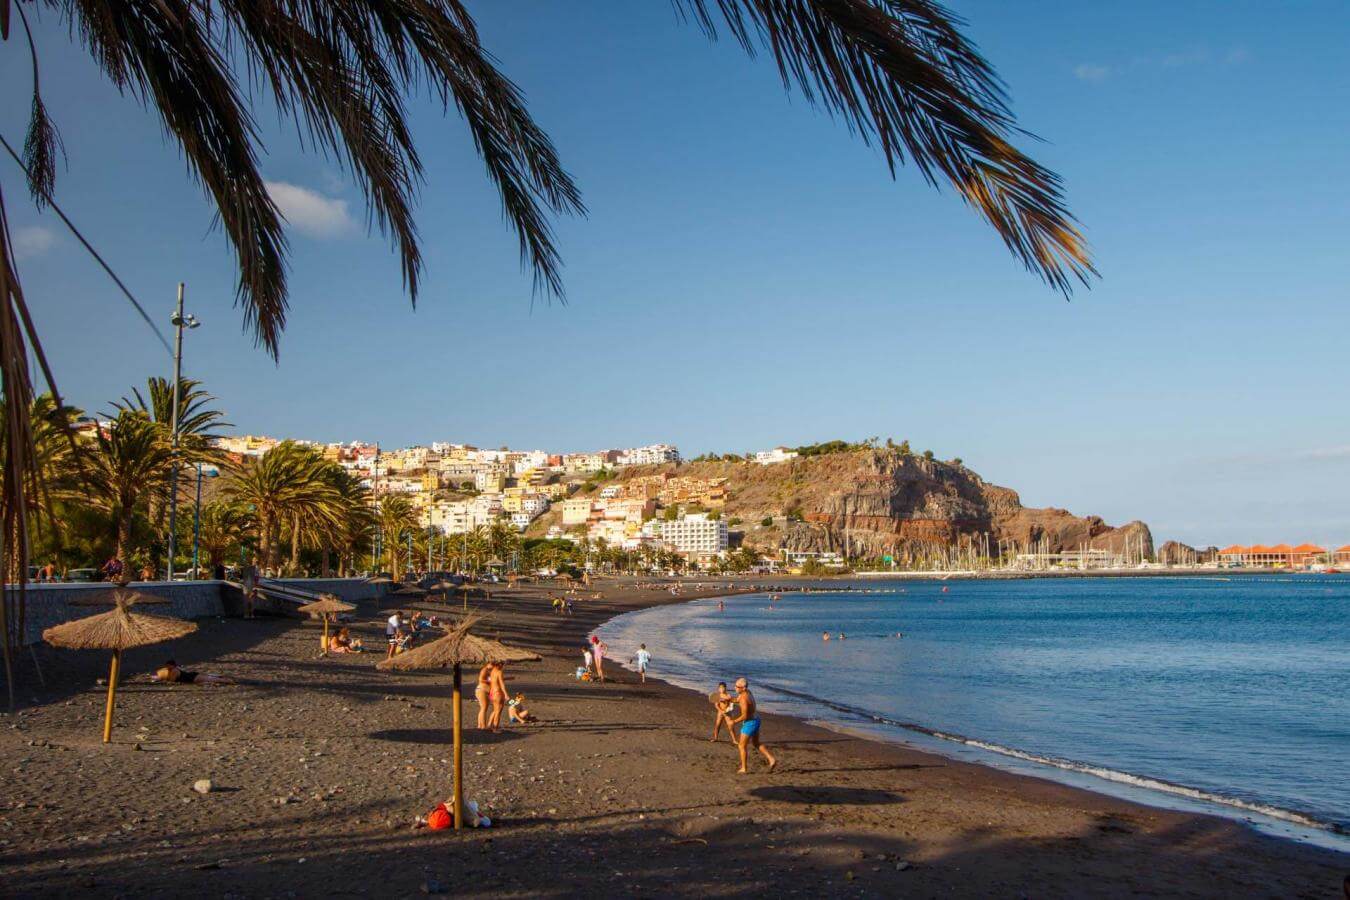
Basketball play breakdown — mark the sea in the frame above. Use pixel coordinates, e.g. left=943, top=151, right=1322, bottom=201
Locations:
left=594, top=575, right=1350, bottom=850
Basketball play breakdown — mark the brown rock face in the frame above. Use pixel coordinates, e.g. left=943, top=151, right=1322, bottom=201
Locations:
left=618, top=449, right=1153, bottom=560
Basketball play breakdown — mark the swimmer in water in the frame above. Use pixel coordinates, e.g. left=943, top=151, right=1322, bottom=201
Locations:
left=822, top=631, right=830, bottom=642
left=838, top=633, right=845, bottom=641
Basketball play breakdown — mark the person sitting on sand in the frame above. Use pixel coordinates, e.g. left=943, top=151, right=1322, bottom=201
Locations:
left=507, top=693, right=536, bottom=725
left=154, top=659, right=234, bottom=686
left=728, top=677, right=777, bottom=774
left=329, top=627, right=362, bottom=653
left=709, top=682, right=736, bottom=743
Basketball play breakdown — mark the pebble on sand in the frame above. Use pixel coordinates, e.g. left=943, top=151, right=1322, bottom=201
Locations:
left=193, top=780, right=214, bottom=794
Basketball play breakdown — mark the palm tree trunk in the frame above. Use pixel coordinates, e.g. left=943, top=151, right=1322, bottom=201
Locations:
left=116, top=509, right=133, bottom=562
left=321, top=547, right=331, bottom=578
left=289, top=518, right=301, bottom=575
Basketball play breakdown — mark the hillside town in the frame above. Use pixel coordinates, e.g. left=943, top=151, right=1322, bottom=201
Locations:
left=211, top=436, right=747, bottom=564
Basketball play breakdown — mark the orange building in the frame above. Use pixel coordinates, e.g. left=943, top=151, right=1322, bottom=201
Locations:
left=1217, top=543, right=1327, bottom=567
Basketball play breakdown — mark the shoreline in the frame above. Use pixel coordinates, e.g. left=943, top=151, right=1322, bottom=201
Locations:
left=2, top=576, right=1345, bottom=897
left=591, top=583, right=1349, bottom=850
left=597, top=599, right=1347, bottom=848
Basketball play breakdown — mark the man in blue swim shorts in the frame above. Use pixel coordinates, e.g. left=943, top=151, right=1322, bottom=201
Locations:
left=729, top=677, right=777, bottom=775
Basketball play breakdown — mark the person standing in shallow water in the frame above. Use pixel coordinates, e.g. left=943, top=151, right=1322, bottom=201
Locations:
left=729, top=677, right=777, bottom=774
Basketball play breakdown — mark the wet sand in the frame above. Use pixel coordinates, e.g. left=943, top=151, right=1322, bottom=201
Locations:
left=1, top=579, right=1345, bottom=898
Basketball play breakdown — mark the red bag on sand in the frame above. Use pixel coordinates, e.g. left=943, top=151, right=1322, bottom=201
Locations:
left=427, top=804, right=452, bottom=830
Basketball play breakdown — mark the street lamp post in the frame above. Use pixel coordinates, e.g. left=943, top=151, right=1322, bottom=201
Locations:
left=166, top=283, right=200, bottom=581
left=192, top=463, right=218, bottom=578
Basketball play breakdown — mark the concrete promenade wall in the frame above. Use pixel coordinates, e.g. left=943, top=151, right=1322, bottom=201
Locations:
left=9, top=578, right=386, bottom=646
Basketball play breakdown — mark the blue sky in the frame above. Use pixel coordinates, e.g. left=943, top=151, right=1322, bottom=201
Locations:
left=3, top=1, right=1348, bottom=548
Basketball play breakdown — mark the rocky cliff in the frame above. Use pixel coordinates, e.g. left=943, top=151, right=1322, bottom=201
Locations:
left=618, top=449, right=1152, bottom=561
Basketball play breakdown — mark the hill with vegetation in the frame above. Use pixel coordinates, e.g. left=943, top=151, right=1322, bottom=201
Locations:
left=619, top=443, right=1152, bottom=566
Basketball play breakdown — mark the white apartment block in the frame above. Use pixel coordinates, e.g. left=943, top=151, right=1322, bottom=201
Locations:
left=754, top=446, right=800, bottom=465
left=421, top=495, right=503, bottom=535
left=617, top=444, right=680, bottom=466
left=510, top=450, right=550, bottom=474
left=657, top=513, right=728, bottom=557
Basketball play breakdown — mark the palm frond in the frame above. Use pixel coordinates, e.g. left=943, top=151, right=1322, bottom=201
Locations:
left=675, top=0, right=1095, bottom=292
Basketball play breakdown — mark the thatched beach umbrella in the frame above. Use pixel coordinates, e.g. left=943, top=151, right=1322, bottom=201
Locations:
left=377, top=620, right=540, bottom=829
left=393, top=584, right=427, bottom=598
left=43, top=590, right=197, bottom=743
left=428, top=580, right=457, bottom=603
left=296, top=594, right=356, bottom=656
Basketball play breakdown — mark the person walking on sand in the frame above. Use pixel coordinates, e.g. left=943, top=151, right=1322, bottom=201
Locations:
left=631, top=644, right=652, bottom=683
left=475, top=662, right=493, bottom=729
left=589, top=635, right=608, bottom=683
left=729, top=677, right=777, bottom=774
left=709, top=682, right=736, bottom=743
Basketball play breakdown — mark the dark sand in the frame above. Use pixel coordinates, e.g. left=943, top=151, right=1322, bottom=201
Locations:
left=1, top=580, right=1345, bottom=898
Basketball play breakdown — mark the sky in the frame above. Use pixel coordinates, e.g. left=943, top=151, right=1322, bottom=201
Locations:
left=2, top=1, right=1348, bottom=548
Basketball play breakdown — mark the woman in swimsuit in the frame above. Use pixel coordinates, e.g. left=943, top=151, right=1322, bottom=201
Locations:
left=590, top=636, right=607, bottom=683
left=488, top=662, right=509, bottom=732
left=475, top=663, right=493, bottom=729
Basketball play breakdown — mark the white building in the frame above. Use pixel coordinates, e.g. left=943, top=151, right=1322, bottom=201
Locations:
left=657, top=513, right=728, bottom=557
left=617, top=444, right=680, bottom=467
left=754, top=446, right=799, bottom=465
left=421, top=495, right=503, bottom=535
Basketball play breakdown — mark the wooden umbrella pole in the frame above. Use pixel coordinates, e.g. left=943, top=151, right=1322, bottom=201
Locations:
left=452, top=662, right=463, bottom=830
left=322, top=615, right=330, bottom=657
left=102, top=649, right=121, bottom=744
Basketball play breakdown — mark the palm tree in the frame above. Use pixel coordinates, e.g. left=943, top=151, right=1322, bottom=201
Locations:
left=321, top=467, right=375, bottom=577
left=116, top=377, right=229, bottom=446
left=195, top=501, right=251, bottom=571
left=377, top=495, right=418, bottom=578
left=115, top=377, right=229, bottom=550
left=84, top=411, right=175, bottom=561
left=223, top=442, right=337, bottom=572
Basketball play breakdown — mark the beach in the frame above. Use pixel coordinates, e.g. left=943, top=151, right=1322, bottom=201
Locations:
left=2, top=579, right=1345, bottom=898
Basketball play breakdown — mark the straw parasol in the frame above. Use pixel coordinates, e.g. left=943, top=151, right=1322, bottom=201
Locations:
left=377, top=618, right=540, bottom=829
left=365, top=575, right=394, bottom=585
left=428, top=580, right=457, bottom=604
left=295, top=594, right=356, bottom=656
left=392, top=583, right=427, bottom=597
left=43, top=589, right=198, bottom=743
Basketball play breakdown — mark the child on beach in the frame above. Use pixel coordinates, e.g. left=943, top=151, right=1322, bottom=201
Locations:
left=507, top=693, right=536, bottom=725
left=631, top=644, right=652, bottom=683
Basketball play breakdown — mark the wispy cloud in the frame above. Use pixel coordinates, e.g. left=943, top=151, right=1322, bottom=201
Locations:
left=1073, top=64, right=1111, bottom=83
left=265, top=181, right=356, bottom=238
left=13, top=225, right=56, bottom=260
left=1074, top=45, right=1250, bottom=83
left=1198, top=445, right=1350, bottom=470
left=1291, top=445, right=1350, bottom=462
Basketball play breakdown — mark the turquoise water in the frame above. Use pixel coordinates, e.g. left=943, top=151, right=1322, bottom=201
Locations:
left=596, top=576, right=1350, bottom=846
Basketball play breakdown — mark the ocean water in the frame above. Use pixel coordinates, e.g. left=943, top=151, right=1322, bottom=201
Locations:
left=595, top=576, right=1350, bottom=848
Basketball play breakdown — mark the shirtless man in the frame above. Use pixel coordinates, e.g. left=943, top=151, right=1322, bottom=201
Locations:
left=728, top=677, right=777, bottom=774
left=708, top=682, right=736, bottom=743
